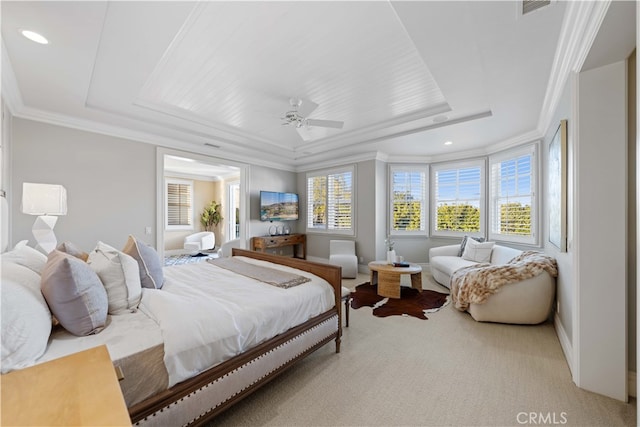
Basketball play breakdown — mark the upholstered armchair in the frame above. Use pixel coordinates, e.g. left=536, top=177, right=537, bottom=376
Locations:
left=184, top=232, right=215, bottom=254
left=329, top=240, right=358, bottom=279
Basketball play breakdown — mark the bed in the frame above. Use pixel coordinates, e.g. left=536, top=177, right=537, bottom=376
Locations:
left=1, top=243, right=343, bottom=426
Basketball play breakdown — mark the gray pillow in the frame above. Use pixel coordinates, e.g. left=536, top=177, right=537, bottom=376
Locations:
left=40, top=250, right=108, bottom=336
left=458, top=235, right=486, bottom=257
left=122, top=235, right=164, bottom=289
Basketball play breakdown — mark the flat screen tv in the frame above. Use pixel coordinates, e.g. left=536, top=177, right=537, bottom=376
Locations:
left=260, top=191, right=299, bottom=221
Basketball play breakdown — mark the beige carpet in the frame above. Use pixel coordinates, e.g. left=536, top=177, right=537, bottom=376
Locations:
left=210, top=271, right=636, bottom=426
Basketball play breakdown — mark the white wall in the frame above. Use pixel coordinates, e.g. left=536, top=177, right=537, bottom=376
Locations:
left=544, top=77, right=576, bottom=356
left=576, top=60, right=628, bottom=401
left=10, top=118, right=156, bottom=252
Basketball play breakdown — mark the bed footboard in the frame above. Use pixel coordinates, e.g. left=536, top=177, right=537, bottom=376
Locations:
left=130, top=311, right=338, bottom=426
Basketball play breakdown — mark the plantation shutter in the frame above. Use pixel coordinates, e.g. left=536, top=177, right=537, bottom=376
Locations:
left=489, top=145, right=536, bottom=244
left=307, top=175, right=327, bottom=228
left=391, top=167, right=427, bottom=232
left=306, top=167, right=354, bottom=233
left=167, top=182, right=192, bottom=226
left=327, top=171, right=352, bottom=230
left=432, top=162, right=483, bottom=235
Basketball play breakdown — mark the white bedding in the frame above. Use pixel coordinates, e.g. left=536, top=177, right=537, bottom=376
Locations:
left=36, top=310, right=163, bottom=364
left=139, top=256, right=335, bottom=387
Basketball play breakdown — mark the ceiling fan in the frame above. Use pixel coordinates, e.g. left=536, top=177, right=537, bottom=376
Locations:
left=281, top=98, right=344, bottom=129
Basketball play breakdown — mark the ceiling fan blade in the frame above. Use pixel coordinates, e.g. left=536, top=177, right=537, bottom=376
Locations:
left=298, top=98, right=319, bottom=117
left=306, top=119, right=344, bottom=129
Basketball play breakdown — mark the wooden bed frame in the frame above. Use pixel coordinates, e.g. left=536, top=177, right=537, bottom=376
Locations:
left=129, top=249, right=343, bottom=426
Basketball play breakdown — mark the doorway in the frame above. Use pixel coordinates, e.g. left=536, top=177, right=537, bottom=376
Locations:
left=156, top=148, right=248, bottom=260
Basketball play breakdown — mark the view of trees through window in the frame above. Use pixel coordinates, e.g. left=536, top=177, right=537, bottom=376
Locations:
left=307, top=170, right=352, bottom=231
left=491, top=153, right=533, bottom=238
left=391, top=169, right=426, bottom=232
left=434, top=166, right=482, bottom=233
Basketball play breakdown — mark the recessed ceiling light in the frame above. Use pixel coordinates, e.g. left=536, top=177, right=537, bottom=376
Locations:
left=21, top=30, right=49, bottom=45
left=444, top=141, right=453, bottom=146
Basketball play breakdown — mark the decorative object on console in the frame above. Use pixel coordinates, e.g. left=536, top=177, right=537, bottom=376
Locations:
left=385, top=235, right=395, bottom=264
left=21, top=183, right=67, bottom=254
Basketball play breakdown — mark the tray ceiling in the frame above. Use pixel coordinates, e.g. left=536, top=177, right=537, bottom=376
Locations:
left=2, top=1, right=568, bottom=169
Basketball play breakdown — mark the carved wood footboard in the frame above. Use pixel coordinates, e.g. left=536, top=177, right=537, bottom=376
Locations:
left=129, top=249, right=343, bottom=426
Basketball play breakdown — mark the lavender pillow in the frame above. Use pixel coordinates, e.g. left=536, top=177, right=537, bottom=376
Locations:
left=122, top=235, right=164, bottom=289
left=41, top=250, right=108, bottom=336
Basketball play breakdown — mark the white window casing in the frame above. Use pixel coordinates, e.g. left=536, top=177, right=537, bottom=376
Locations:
left=488, top=143, right=538, bottom=245
left=306, top=166, right=355, bottom=235
left=430, top=159, right=486, bottom=238
left=389, top=165, right=428, bottom=236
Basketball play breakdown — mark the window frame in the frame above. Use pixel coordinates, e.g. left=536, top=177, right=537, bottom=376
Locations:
left=305, top=165, right=356, bottom=236
left=165, top=177, right=194, bottom=231
left=388, top=164, right=429, bottom=237
left=488, top=143, right=539, bottom=245
left=430, top=158, right=486, bottom=239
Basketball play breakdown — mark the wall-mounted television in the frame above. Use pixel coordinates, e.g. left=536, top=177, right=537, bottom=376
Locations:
left=260, top=191, right=299, bottom=221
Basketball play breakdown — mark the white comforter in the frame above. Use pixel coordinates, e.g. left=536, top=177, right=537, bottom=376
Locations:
left=139, top=256, right=335, bottom=387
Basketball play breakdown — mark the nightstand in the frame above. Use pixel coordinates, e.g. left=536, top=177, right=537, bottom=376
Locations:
left=1, top=345, right=130, bottom=426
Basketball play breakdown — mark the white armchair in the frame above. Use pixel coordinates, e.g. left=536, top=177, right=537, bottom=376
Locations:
left=329, top=240, right=358, bottom=279
left=217, top=239, right=241, bottom=258
left=184, top=232, right=215, bottom=254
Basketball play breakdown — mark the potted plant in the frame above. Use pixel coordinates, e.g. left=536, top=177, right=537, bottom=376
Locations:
left=201, top=201, right=223, bottom=232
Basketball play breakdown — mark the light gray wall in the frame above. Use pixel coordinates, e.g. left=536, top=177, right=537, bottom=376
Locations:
left=298, top=159, right=386, bottom=267
left=249, top=164, right=299, bottom=255
left=10, top=118, right=156, bottom=252
left=628, top=51, right=637, bottom=374
left=543, top=76, right=575, bottom=346
left=576, top=59, right=628, bottom=401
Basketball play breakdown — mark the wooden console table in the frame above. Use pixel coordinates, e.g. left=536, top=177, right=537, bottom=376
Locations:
left=251, top=233, right=306, bottom=259
left=1, top=345, right=130, bottom=426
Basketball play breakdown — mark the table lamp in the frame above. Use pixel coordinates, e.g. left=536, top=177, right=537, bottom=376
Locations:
left=21, top=182, right=67, bottom=254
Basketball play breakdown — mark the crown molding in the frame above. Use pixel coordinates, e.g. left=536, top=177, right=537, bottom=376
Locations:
left=295, top=151, right=385, bottom=172
left=1, top=39, right=25, bottom=114
left=13, top=105, right=298, bottom=172
left=537, top=0, right=611, bottom=136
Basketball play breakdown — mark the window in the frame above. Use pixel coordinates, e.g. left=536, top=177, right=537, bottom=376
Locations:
left=306, top=166, right=354, bottom=234
left=431, top=160, right=485, bottom=237
left=489, top=144, right=538, bottom=244
left=389, top=165, right=428, bottom=235
left=166, top=178, right=193, bottom=230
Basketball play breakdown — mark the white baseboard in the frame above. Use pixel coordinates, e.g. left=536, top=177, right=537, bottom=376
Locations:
left=554, top=313, right=573, bottom=376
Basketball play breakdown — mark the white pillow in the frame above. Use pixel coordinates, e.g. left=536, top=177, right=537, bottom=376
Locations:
left=1, top=263, right=52, bottom=373
left=461, top=239, right=495, bottom=263
left=88, top=241, right=142, bottom=314
left=1, top=240, right=47, bottom=274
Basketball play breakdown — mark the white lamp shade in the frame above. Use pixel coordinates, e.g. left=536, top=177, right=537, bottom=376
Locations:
left=21, top=183, right=67, bottom=216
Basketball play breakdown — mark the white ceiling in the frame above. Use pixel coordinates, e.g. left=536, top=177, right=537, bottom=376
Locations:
left=2, top=1, right=571, bottom=170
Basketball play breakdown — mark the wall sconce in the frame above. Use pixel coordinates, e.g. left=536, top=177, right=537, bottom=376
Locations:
left=21, top=182, right=67, bottom=254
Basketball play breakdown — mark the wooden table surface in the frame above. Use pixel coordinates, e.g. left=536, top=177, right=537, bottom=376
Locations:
left=1, top=345, right=131, bottom=426
left=368, top=261, right=423, bottom=298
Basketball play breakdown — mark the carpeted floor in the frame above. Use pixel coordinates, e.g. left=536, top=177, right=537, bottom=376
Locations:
left=209, top=270, right=636, bottom=426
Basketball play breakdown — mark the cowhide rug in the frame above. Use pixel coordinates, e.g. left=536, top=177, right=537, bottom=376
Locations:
left=350, top=283, right=450, bottom=320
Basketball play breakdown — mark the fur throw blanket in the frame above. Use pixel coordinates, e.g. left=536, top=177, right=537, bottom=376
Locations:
left=451, top=251, right=558, bottom=311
